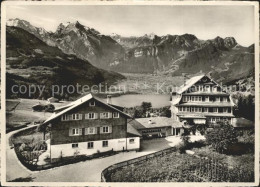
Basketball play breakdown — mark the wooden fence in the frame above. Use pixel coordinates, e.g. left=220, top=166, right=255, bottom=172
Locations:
left=101, top=147, right=254, bottom=182
left=101, top=146, right=178, bottom=182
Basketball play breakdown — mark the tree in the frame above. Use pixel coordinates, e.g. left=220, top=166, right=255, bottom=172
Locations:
left=141, top=102, right=152, bottom=113
left=205, top=122, right=238, bottom=154
left=133, top=106, right=144, bottom=118
left=234, top=95, right=255, bottom=121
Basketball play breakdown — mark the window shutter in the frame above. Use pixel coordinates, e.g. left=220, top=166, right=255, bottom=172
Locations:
left=79, top=128, right=83, bottom=135
left=109, top=126, right=112, bottom=133
left=100, top=113, right=104, bottom=119
left=100, top=126, right=103, bottom=134
left=85, top=128, right=88, bottom=135
left=85, top=113, right=89, bottom=119
left=69, top=128, right=73, bottom=136
left=108, top=112, right=112, bottom=118
left=94, top=113, right=98, bottom=119
left=93, top=127, right=96, bottom=134
left=79, top=114, right=82, bottom=120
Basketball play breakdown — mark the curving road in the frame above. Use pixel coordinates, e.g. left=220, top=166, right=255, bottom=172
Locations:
left=6, top=127, right=204, bottom=182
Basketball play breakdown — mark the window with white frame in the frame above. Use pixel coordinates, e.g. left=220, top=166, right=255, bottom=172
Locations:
left=191, top=107, right=195, bottom=112
left=183, top=96, right=190, bottom=102
left=101, top=126, right=109, bottom=133
left=191, top=96, right=195, bottom=102
left=213, top=86, right=218, bottom=92
left=179, top=107, right=183, bottom=112
left=61, top=114, right=70, bottom=121
left=72, top=128, right=79, bottom=135
left=102, top=140, right=108, bottom=147
left=87, top=142, right=94, bottom=149
left=198, top=96, right=202, bottom=101
left=88, top=127, right=96, bottom=134
left=100, top=112, right=110, bottom=119
left=223, top=97, right=228, bottom=102
left=89, top=101, right=95, bottom=106
left=198, top=107, right=202, bottom=112
left=86, top=113, right=95, bottom=119
left=205, top=86, right=211, bottom=92
left=113, top=112, right=119, bottom=118
left=216, top=117, right=220, bottom=122
left=72, top=143, right=78, bottom=148
left=211, top=118, right=216, bottom=122
left=204, top=108, right=208, bottom=113
left=213, top=108, right=218, bottom=113
left=223, top=108, right=228, bottom=113
left=215, top=97, right=220, bottom=102
left=72, top=113, right=82, bottom=120
left=205, top=96, right=209, bottom=102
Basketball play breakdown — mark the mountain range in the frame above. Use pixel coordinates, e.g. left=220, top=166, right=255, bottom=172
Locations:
left=6, top=25, right=124, bottom=99
left=7, top=18, right=255, bottom=92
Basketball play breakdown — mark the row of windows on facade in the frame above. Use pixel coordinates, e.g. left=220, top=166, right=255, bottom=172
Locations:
left=182, top=96, right=228, bottom=102
left=71, top=138, right=136, bottom=149
left=179, top=107, right=230, bottom=113
left=209, top=117, right=231, bottom=123
left=70, top=126, right=112, bottom=136
left=61, top=112, right=120, bottom=121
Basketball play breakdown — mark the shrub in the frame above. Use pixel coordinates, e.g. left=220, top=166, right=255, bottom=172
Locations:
left=205, top=123, right=238, bottom=153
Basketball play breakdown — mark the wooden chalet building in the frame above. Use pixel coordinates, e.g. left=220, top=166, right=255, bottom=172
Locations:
left=171, top=74, right=235, bottom=126
left=42, top=93, right=140, bottom=162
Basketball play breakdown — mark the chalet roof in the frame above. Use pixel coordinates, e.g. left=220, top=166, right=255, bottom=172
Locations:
left=127, top=123, right=142, bottom=137
left=182, top=92, right=229, bottom=96
left=177, top=75, right=205, bottom=94
left=177, top=112, right=235, bottom=118
left=176, top=102, right=235, bottom=107
left=43, top=93, right=132, bottom=125
left=128, top=117, right=184, bottom=129
left=54, top=102, right=74, bottom=112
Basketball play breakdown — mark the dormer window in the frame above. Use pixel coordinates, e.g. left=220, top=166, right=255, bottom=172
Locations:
left=89, top=101, right=95, bottom=106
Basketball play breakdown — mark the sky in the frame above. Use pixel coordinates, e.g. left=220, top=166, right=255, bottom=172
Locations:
left=6, top=5, right=255, bottom=46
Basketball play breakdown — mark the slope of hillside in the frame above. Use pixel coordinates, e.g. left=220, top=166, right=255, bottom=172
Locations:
left=6, top=26, right=125, bottom=99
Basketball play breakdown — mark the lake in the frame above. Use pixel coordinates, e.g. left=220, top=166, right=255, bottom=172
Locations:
left=101, top=94, right=171, bottom=108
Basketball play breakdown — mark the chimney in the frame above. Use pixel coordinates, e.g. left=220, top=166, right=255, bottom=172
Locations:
left=107, top=95, right=112, bottom=105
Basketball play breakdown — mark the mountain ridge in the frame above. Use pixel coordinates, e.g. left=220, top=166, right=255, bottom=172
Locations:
left=7, top=18, right=254, bottom=87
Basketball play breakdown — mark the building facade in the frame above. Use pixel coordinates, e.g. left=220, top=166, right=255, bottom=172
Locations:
left=43, top=94, right=140, bottom=161
left=171, top=75, right=235, bottom=126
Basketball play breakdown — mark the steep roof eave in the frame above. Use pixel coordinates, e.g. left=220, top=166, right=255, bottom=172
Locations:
left=43, top=93, right=132, bottom=125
